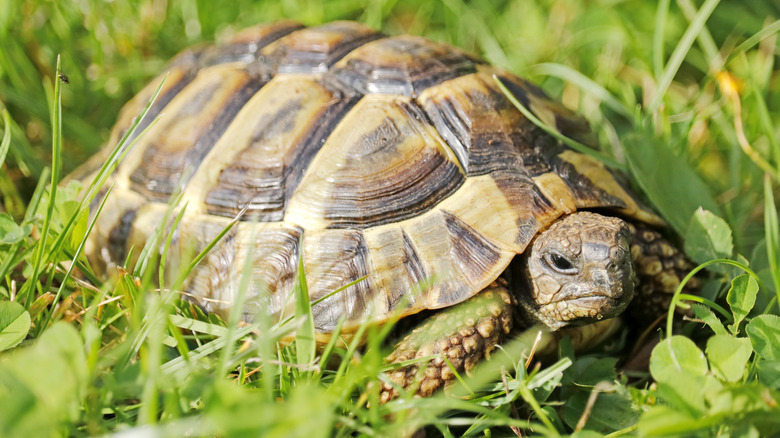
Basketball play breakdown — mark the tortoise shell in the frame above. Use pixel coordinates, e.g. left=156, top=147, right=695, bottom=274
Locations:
left=82, top=21, right=662, bottom=333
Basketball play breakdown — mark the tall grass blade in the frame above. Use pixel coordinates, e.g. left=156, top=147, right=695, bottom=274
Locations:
left=0, top=167, right=50, bottom=281
left=764, top=176, right=780, bottom=308
left=647, top=0, right=720, bottom=112
left=19, top=55, right=64, bottom=304
left=529, top=63, right=631, bottom=119
left=0, top=110, right=10, bottom=167
left=732, top=19, right=780, bottom=59
left=38, top=184, right=114, bottom=333
left=170, top=210, right=238, bottom=290
left=653, top=0, right=670, bottom=79
left=132, top=194, right=183, bottom=279
left=494, top=75, right=625, bottom=171
left=294, top=243, right=316, bottom=372
left=158, top=203, right=187, bottom=290
left=677, top=0, right=722, bottom=72
left=78, top=74, right=169, bottom=205
left=217, top=219, right=259, bottom=377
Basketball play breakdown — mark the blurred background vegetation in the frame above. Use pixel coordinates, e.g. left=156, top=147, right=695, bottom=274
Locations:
left=1, top=0, right=780, bottom=436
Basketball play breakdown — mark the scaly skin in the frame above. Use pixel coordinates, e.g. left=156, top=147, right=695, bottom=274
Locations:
left=380, top=281, right=514, bottom=403
left=381, top=212, right=696, bottom=401
left=627, top=222, right=700, bottom=325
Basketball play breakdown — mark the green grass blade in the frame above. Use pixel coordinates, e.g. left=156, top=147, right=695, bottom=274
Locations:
left=170, top=210, right=238, bottom=290
left=310, top=275, right=368, bottom=307
left=217, top=220, right=259, bottom=377
left=0, top=109, right=11, bottom=167
left=494, top=75, right=626, bottom=171
left=168, top=314, right=228, bottom=337
left=132, top=194, right=184, bottom=279
left=79, top=74, right=168, bottom=205
left=652, top=0, right=670, bottom=79
left=676, top=293, right=730, bottom=320
left=294, top=242, right=316, bottom=372
left=317, top=317, right=345, bottom=379
left=731, top=19, right=780, bottom=60
left=158, top=203, right=187, bottom=290
left=677, top=0, right=723, bottom=71
left=764, top=176, right=780, bottom=307
left=0, top=167, right=50, bottom=281
left=38, top=184, right=114, bottom=333
left=160, top=324, right=259, bottom=378
left=529, top=63, right=632, bottom=120
left=647, top=0, right=720, bottom=112
left=19, top=55, right=64, bottom=304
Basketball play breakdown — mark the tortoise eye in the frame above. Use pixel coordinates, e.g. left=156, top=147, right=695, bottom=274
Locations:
left=546, top=252, right=577, bottom=274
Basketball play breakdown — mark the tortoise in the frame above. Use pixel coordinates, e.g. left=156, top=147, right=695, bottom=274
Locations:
left=75, top=21, right=697, bottom=400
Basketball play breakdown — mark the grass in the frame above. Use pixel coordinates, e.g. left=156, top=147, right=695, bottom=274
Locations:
left=1, top=0, right=780, bottom=436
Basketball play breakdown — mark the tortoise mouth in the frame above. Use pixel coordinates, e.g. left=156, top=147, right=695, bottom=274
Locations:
left=538, top=294, right=627, bottom=327
left=547, top=293, right=616, bottom=306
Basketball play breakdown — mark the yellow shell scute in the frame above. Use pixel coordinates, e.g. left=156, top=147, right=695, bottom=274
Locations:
left=558, top=150, right=665, bottom=226
left=532, top=172, right=577, bottom=214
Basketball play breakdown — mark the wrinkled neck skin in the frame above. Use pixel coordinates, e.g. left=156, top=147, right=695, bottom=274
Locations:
left=512, top=211, right=636, bottom=331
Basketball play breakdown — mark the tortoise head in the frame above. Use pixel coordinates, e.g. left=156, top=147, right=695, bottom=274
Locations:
left=519, top=211, right=635, bottom=330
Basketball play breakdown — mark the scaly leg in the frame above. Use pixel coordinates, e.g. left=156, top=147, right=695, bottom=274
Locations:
left=380, top=281, right=514, bottom=403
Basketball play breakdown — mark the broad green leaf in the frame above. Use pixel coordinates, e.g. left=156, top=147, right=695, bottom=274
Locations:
left=705, top=335, right=753, bottom=382
left=0, top=322, right=86, bottom=436
left=0, top=214, right=32, bottom=245
left=0, top=301, right=30, bottom=351
left=649, top=336, right=708, bottom=382
left=727, top=274, right=758, bottom=334
left=704, top=381, right=780, bottom=435
left=746, top=315, right=780, bottom=360
left=684, top=208, right=734, bottom=265
left=560, top=357, right=618, bottom=399
left=692, top=304, right=728, bottom=335
left=756, top=360, right=780, bottom=389
left=561, top=386, right=640, bottom=433
left=654, top=374, right=709, bottom=417
left=622, top=132, right=720, bottom=235
left=637, top=405, right=699, bottom=436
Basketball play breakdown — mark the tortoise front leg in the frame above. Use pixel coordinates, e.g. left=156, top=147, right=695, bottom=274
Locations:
left=379, top=281, right=624, bottom=403
left=380, top=281, right=514, bottom=403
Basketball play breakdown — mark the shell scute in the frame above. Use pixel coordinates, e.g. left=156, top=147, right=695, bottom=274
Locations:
left=122, top=64, right=266, bottom=201
left=201, top=21, right=305, bottom=66
left=302, top=229, right=375, bottom=331
left=180, top=75, right=358, bottom=221
left=418, top=70, right=543, bottom=176
left=284, top=94, right=464, bottom=229
left=260, top=21, right=381, bottom=74
left=330, top=35, right=480, bottom=96
left=178, top=216, right=302, bottom=321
